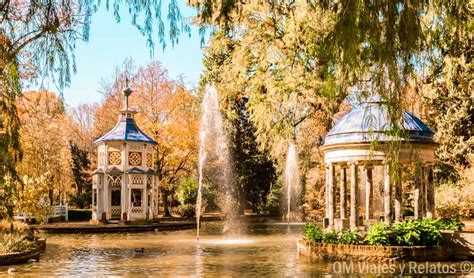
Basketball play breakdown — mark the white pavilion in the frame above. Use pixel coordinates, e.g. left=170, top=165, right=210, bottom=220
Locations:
left=320, top=96, right=437, bottom=230
left=91, top=84, right=158, bottom=222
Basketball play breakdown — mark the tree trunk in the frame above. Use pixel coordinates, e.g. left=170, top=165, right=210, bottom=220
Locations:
left=77, top=184, right=83, bottom=196
left=49, top=189, right=54, bottom=206
left=162, top=191, right=171, bottom=217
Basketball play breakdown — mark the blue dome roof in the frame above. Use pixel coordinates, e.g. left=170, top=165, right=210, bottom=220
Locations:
left=93, top=114, right=157, bottom=145
left=323, top=101, right=434, bottom=146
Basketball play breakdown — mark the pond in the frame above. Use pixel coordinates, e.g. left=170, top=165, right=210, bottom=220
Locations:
left=1, top=222, right=472, bottom=276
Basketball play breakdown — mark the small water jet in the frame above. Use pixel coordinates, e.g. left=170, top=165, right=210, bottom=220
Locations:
left=196, top=85, right=236, bottom=241
left=284, top=143, right=301, bottom=223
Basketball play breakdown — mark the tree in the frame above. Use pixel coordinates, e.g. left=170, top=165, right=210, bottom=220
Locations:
left=95, top=60, right=199, bottom=216
left=14, top=175, right=51, bottom=223
left=69, top=141, right=92, bottom=208
left=1, top=3, right=94, bottom=210
left=67, top=103, right=97, bottom=154
left=229, top=97, right=277, bottom=213
left=0, top=0, right=471, bottom=219
left=192, top=1, right=463, bottom=106
left=196, top=1, right=473, bottom=196
left=200, top=3, right=343, bottom=158
left=424, top=2, right=473, bottom=184
left=16, top=91, right=72, bottom=206
left=199, top=3, right=345, bottom=215
left=0, top=0, right=189, bottom=218
left=199, top=1, right=473, bottom=216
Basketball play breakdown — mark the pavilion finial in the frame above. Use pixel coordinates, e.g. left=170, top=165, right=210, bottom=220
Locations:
left=123, top=77, right=133, bottom=111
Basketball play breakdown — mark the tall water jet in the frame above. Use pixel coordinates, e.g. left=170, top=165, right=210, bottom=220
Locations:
left=196, top=85, right=235, bottom=240
left=284, top=143, right=301, bottom=223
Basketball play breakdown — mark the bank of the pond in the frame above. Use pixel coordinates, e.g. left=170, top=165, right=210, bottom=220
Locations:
left=298, top=230, right=474, bottom=262
left=297, top=239, right=449, bottom=262
left=0, top=238, right=46, bottom=266
left=32, top=214, right=287, bottom=234
left=32, top=221, right=195, bottom=234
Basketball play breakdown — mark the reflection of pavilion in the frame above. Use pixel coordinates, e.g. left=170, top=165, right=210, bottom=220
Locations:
left=91, top=84, right=158, bottom=222
left=321, top=96, right=437, bottom=230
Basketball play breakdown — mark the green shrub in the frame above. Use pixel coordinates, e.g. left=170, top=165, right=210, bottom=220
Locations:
left=304, top=219, right=444, bottom=247
left=339, top=229, right=359, bottom=245
left=68, top=209, right=92, bottom=221
left=435, top=217, right=464, bottom=231
left=69, top=191, right=92, bottom=209
left=417, top=218, right=442, bottom=246
left=365, top=222, right=393, bottom=246
left=258, top=183, right=282, bottom=215
left=303, top=223, right=324, bottom=243
left=303, top=225, right=360, bottom=245
left=176, top=178, right=198, bottom=206
left=177, top=179, right=221, bottom=213
left=177, top=204, right=196, bottom=217
left=392, top=218, right=441, bottom=246
left=322, top=230, right=339, bottom=244
left=393, top=220, right=421, bottom=245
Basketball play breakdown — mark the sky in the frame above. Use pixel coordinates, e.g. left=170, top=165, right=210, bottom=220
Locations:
left=60, top=3, right=205, bottom=107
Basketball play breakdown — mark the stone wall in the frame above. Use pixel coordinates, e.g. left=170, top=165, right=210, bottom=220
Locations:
left=0, top=238, right=45, bottom=266
left=298, top=231, right=474, bottom=262
left=297, top=239, right=449, bottom=262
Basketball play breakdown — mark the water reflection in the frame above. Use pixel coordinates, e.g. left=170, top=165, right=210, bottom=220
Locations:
left=199, top=239, right=255, bottom=245
left=0, top=222, right=472, bottom=277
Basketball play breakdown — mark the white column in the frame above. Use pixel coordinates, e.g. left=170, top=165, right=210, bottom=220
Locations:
left=154, top=177, right=159, bottom=216
left=426, top=165, right=435, bottom=218
left=384, top=164, right=392, bottom=225
left=95, top=188, right=101, bottom=220
left=327, top=163, right=335, bottom=229
left=121, top=144, right=127, bottom=220
left=103, top=143, right=109, bottom=221
left=394, top=167, right=403, bottom=222
left=128, top=186, right=132, bottom=220
left=340, top=166, right=347, bottom=219
left=103, top=176, right=109, bottom=221
left=144, top=187, right=148, bottom=220
left=150, top=187, right=155, bottom=219
left=325, top=164, right=329, bottom=220
left=364, top=166, right=373, bottom=221
left=91, top=176, right=96, bottom=213
left=414, top=164, right=422, bottom=219
left=121, top=174, right=127, bottom=220
left=422, top=165, right=428, bottom=217
left=349, top=162, right=359, bottom=230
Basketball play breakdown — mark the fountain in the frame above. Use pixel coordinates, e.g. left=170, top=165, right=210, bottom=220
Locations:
left=284, top=143, right=301, bottom=223
left=196, top=85, right=236, bottom=240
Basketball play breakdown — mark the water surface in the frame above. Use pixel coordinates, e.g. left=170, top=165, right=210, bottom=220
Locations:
left=1, top=222, right=471, bottom=277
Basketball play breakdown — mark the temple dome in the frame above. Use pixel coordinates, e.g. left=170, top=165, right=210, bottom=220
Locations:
left=323, top=98, right=435, bottom=147
left=93, top=115, right=157, bottom=145
left=93, top=83, right=157, bottom=145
